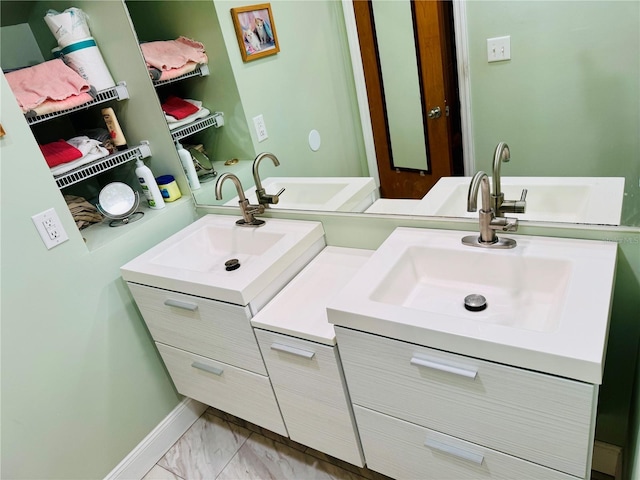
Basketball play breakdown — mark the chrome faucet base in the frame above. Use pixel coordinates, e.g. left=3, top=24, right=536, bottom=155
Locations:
left=461, top=235, right=517, bottom=249
left=235, top=218, right=266, bottom=227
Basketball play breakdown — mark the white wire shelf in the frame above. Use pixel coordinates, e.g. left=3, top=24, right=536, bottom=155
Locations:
left=54, top=141, right=151, bottom=189
left=153, top=64, right=210, bottom=88
left=26, top=82, right=129, bottom=126
left=170, top=112, right=224, bottom=141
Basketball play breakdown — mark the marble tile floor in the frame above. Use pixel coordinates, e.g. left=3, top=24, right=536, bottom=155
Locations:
left=142, top=406, right=607, bottom=480
left=142, top=406, right=393, bottom=480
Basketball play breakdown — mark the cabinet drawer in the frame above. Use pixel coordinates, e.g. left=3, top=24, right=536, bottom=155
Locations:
left=255, top=330, right=364, bottom=467
left=156, top=342, right=287, bottom=436
left=336, top=327, right=595, bottom=478
left=354, top=406, right=576, bottom=480
left=128, top=283, right=266, bottom=374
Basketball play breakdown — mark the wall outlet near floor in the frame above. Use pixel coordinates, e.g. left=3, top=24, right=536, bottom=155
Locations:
left=32, top=208, right=69, bottom=249
left=253, top=114, right=269, bottom=142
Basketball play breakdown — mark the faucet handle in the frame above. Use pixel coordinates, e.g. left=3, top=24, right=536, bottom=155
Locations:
left=500, top=188, right=527, bottom=214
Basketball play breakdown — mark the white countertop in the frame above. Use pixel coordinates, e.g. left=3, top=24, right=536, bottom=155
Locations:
left=250, top=246, right=374, bottom=345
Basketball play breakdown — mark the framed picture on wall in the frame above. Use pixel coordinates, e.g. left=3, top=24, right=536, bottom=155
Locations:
left=231, top=3, right=280, bottom=62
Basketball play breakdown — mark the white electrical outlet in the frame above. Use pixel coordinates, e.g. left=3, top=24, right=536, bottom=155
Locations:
left=253, top=114, right=268, bottom=142
left=32, top=208, right=69, bottom=249
left=487, top=35, right=511, bottom=63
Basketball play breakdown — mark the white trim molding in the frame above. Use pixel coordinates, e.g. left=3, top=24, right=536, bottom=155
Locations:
left=451, top=0, right=475, bottom=175
left=104, top=397, right=207, bottom=480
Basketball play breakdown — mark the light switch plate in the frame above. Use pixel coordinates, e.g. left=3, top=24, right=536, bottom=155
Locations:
left=487, top=35, right=511, bottom=63
left=32, top=208, right=69, bottom=249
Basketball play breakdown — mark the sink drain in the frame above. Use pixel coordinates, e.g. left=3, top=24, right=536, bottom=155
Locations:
left=464, top=294, right=487, bottom=312
left=225, top=258, right=241, bottom=271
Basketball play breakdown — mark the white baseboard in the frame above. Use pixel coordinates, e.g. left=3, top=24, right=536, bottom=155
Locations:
left=104, top=397, right=208, bottom=480
left=592, top=441, right=623, bottom=479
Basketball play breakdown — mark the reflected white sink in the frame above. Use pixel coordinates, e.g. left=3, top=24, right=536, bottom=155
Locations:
left=417, top=177, right=625, bottom=224
left=225, top=177, right=379, bottom=212
left=328, top=227, right=617, bottom=383
left=121, top=214, right=325, bottom=306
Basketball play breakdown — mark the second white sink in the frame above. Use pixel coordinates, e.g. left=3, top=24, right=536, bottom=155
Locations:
left=328, top=227, right=617, bottom=383
left=417, top=176, right=625, bottom=224
left=226, top=177, right=378, bottom=212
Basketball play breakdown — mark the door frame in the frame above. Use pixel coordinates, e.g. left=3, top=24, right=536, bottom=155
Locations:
left=342, top=0, right=474, bottom=186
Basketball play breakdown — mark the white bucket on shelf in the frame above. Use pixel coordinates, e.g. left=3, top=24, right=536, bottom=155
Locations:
left=59, top=37, right=115, bottom=91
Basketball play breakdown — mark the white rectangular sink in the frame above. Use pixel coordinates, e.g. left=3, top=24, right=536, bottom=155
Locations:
left=121, top=214, right=325, bottom=306
left=417, top=176, right=625, bottom=224
left=225, top=177, right=378, bottom=212
left=328, top=227, right=618, bottom=383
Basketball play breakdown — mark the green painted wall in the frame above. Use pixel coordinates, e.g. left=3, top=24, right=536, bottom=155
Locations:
left=466, top=0, right=640, bottom=227
left=0, top=70, right=198, bottom=478
left=213, top=0, right=368, bottom=181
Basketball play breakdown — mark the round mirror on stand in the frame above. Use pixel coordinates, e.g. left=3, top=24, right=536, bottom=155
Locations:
left=96, top=182, right=144, bottom=227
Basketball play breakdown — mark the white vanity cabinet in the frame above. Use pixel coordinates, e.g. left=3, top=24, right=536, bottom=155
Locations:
left=335, top=327, right=597, bottom=480
left=254, top=329, right=364, bottom=466
left=127, top=282, right=287, bottom=435
left=250, top=246, right=374, bottom=467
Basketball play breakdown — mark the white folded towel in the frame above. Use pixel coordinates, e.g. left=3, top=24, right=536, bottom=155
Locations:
left=51, top=136, right=110, bottom=176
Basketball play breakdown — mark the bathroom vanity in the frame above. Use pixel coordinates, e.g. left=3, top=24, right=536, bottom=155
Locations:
left=122, top=216, right=618, bottom=480
left=120, top=215, right=325, bottom=435
left=328, top=227, right=618, bottom=480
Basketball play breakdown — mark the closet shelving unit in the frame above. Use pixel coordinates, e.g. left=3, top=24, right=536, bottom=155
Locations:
left=152, top=63, right=224, bottom=142
left=24, top=81, right=153, bottom=189
left=26, top=82, right=129, bottom=125
left=54, top=141, right=152, bottom=188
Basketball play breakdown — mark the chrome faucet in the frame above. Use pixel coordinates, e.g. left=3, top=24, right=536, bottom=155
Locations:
left=462, top=170, right=517, bottom=248
left=252, top=152, right=285, bottom=207
left=491, top=142, right=527, bottom=217
left=215, top=173, right=265, bottom=227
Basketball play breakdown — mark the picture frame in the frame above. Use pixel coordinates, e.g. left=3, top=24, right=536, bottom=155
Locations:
left=231, top=3, right=280, bottom=62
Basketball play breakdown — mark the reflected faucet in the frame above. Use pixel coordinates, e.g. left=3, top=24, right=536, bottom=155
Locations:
left=462, top=170, right=517, bottom=249
left=253, top=152, right=285, bottom=207
left=491, top=142, right=527, bottom=217
left=215, top=173, right=265, bottom=227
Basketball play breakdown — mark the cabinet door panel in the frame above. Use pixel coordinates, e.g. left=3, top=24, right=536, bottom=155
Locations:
left=255, top=330, right=364, bottom=467
left=336, top=327, right=595, bottom=478
left=128, top=283, right=266, bottom=374
left=354, top=406, right=576, bottom=480
left=156, top=343, right=287, bottom=436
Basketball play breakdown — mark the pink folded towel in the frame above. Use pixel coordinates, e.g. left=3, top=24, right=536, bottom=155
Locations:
left=6, top=59, right=91, bottom=112
left=141, top=36, right=208, bottom=71
left=40, top=139, right=83, bottom=168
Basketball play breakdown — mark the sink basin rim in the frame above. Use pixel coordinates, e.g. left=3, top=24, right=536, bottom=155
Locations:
left=121, top=214, right=325, bottom=306
left=327, top=227, right=617, bottom=384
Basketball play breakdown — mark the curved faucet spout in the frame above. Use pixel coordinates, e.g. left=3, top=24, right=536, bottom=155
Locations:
left=252, top=152, right=284, bottom=206
left=215, top=173, right=265, bottom=227
left=467, top=171, right=492, bottom=213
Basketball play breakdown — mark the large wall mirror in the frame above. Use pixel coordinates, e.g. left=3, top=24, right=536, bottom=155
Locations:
left=192, top=0, right=638, bottom=228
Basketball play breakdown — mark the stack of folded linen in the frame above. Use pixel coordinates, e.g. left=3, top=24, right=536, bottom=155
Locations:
left=6, top=59, right=96, bottom=117
left=140, top=36, right=208, bottom=82
left=64, top=194, right=104, bottom=229
left=40, top=136, right=110, bottom=176
left=161, top=96, right=210, bottom=130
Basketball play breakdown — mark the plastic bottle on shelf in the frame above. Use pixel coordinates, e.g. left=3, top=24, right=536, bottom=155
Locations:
left=176, top=141, right=201, bottom=190
left=101, top=107, right=128, bottom=151
left=135, top=159, right=165, bottom=209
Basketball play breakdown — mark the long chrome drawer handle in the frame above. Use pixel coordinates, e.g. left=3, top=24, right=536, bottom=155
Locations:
left=164, top=299, right=198, bottom=311
left=191, top=362, right=223, bottom=376
left=410, top=355, right=478, bottom=379
left=424, top=438, right=484, bottom=465
left=270, top=343, right=315, bottom=359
